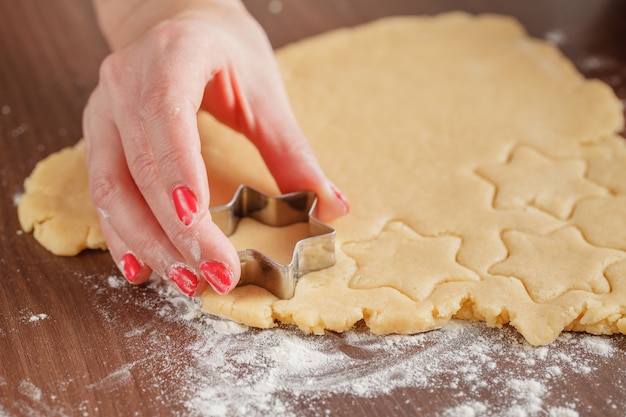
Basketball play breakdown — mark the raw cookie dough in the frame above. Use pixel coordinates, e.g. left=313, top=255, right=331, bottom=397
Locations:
left=18, top=141, right=106, bottom=256
left=18, top=13, right=626, bottom=345
left=228, top=218, right=311, bottom=264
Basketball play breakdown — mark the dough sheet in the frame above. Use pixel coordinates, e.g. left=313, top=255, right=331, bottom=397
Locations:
left=18, top=13, right=626, bottom=345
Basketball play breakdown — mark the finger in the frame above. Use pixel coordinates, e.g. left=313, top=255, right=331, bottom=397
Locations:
left=83, top=98, right=207, bottom=296
left=254, top=113, right=351, bottom=222
left=243, top=80, right=350, bottom=222
left=200, top=39, right=350, bottom=222
left=97, top=212, right=152, bottom=286
left=104, top=212, right=209, bottom=295
left=104, top=49, right=241, bottom=293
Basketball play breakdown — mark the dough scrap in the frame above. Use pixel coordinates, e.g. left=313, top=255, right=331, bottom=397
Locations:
left=18, top=13, right=626, bottom=345
left=17, top=141, right=105, bottom=256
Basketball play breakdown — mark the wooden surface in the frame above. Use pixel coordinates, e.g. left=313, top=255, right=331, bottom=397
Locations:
left=1, top=1, right=626, bottom=416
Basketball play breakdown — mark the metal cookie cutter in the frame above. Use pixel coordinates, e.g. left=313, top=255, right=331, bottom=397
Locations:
left=209, top=185, right=336, bottom=299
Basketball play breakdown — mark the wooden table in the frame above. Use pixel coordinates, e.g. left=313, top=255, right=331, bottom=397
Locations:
left=1, top=1, right=625, bottom=416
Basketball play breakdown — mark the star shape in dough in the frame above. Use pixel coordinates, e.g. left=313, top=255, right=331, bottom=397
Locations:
left=476, top=146, right=608, bottom=219
left=210, top=185, right=336, bottom=300
left=489, top=226, right=625, bottom=303
left=570, top=195, right=626, bottom=252
left=581, top=137, right=626, bottom=195
left=343, top=221, right=479, bottom=302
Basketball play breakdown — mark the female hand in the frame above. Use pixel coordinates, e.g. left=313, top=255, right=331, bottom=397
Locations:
left=83, top=0, right=349, bottom=296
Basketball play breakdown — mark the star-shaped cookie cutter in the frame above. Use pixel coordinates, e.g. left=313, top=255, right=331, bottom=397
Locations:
left=209, top=185, right=336, bottom=299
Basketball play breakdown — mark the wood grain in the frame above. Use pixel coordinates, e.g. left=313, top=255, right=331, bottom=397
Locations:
left=1, top=1, right=625, bottom=416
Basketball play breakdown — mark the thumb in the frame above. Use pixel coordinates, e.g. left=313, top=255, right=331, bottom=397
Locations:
left=251, top=108, right=350, bottom=222
left=201, top=60, right=350, bottom=221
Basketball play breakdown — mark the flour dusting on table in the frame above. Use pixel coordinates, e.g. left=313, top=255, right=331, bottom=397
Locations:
left=104, top=276, right=623, bottom=417
left=27, top=313, right=48, bottom=322
left=11, top=273, right=623, bottom=417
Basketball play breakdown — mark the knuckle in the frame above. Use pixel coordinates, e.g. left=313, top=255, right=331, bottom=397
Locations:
left=137, top=90, right=173, bottom=125
left=125, top=234, right=169, bottom=275
left=136, top=86, right=192, bottom=132
left=169, top=224, right=201, bottom=253
left=127, top=150, right=160, bottom=189
left=98, top=53, right=124, bottom=88
left=130, top=234, right=158, bottom=261
left=170, top=224, right=193, bottom=244
left=153, top=145, right=190, bottom=173
left=89, top=172, right=118, bottom=209
left=278, top=136, right=310, bottom=161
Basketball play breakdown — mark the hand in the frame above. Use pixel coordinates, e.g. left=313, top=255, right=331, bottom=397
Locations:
left=82, top=0, right=349, bottom=296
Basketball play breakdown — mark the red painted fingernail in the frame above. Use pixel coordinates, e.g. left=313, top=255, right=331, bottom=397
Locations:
left=121, top=253, right=142, bottom=283
left=200, top=261, right=233, bottom=295
left=172, top=186, right=199, bottom=226
left=167, top=265, right=199, bottom=296
left=330, top=184, right=350, bottom=213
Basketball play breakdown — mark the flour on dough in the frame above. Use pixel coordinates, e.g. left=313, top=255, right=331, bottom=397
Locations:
left=18, top=13, right=626, bottom=345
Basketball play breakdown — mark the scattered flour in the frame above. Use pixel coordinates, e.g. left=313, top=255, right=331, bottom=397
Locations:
left=12, top=192, right=21, bottom=207
left=442, top=402, right=487, bottom=417
left=579, top=55, right=617, bottom=72
left=86, top=360, right=140, bottom=390
left=581, top=336, right=614, bottom=356
left=17, top=381, right=42, bottom=403
left=134, top=279, right=624, bottom=417
left=5, top=274, right=626, bottom=417
left=549, top=408, right=580, bottom=417
left=10, top=123, right=28, bottom=138
left=268, top=0, right=283, bottom=14
left=27, top=313, right=49, bottom=322
left=106, top=274, right=125, bottom=289
left=543, top=28, right=566, bottom=46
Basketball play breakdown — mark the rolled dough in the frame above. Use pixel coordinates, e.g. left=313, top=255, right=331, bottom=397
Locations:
left=18, top=13, right=626, bottom=345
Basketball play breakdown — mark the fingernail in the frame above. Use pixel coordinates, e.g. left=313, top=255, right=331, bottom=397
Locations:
left=172, top=186, right=199, bottom=226
left=200, top=261, right=233, bottom=295
left=121, top=252, right=142, bottom=283
left=167, top=264, right=199, bottom=296
left=330, top=183, right=350, bottom=214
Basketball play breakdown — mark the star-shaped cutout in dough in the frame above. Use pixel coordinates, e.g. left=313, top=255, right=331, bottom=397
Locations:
left=582, top=137, right=626, bottom=195
left=489, top=226, right=625, bottom=303
left=571, top=195, right=626, bottom=252
left=343, top=221, right=479, bottom=302
left=476, top=146, right=608, bottom=219
left=210, top=185, right=336, bottom=300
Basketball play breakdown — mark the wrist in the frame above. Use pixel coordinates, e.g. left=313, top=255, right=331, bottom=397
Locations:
left=92, top=0, right=246, bottom=50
